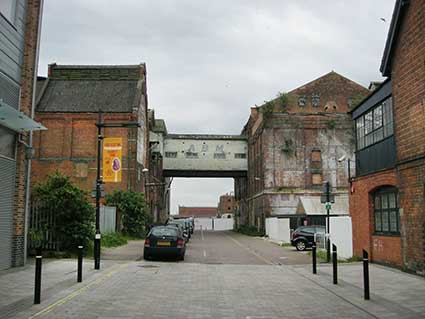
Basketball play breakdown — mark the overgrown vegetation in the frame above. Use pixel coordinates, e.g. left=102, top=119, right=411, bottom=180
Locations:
left=326, top=119, right=337, bottom=130
left=101, top=232, right=143, bottom=248
left=259, top=92, right=291, bottom=118
left=32, top=172, right=95, bottom=253
left=281, top=138, right=294, bottom=156
left=235, top=225, right=265, bottom=237
left=105, top=190, right=151, bottom=238
left=309, top=249, right=363, bottom=263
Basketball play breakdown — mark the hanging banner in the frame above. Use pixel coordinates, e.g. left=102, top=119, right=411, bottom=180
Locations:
left=103, top=138, right=122, bottom=183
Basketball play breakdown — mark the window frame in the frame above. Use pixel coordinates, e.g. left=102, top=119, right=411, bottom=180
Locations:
left=373, top=186, right=400, bottom=236
left=355, top=97, right=393, bottom=151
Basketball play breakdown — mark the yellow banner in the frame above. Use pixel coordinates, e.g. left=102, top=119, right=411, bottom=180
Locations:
left=103, top=138, right=122, bottom=183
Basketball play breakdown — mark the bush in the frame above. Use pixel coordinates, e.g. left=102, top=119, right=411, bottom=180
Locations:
left=101, top=232, right=128, bottom=248
left=236, top=225, right=265, bottom=237
left=105, top=190, right=151, bottom=237
left=32, top=172, right=95, bottom=253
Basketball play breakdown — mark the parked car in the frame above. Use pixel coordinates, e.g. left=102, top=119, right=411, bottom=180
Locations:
left=167, top=221, right=190, bottom=242
left=291, top=225, right=326, bottom=251
left=168, top=219, right=191, bottom=239
left=144, top=226, right=186, bottom=261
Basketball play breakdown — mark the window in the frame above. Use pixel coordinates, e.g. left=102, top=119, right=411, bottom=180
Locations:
left=298, top=96, right=306, bottom=107
left=0, top=126, right=16, bottom=159
left=373, top=187, right=399, bottom=235
left=312, top=94, right=320, bottom=107
left=234, top=153, right=246, bottom=159
left=355, top=97, right=393, bottom=150
left=165, top=152, right=177, bottom=158
left=185, top=152, right=198, bottom=159
left=0, top=0, right=16, bottom=23
left=214, top=153, right=226, bottom=159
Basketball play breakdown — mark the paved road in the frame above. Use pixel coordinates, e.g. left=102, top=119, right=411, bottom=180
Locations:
left=185, top=230, right=311, bottom=265
left=8, top=231, right=425, bottom=319
left=102, top=231, right=312, bottom=265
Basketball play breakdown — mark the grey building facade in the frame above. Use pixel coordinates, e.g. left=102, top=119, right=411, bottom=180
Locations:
left=0, top=0, right=44, bottom=269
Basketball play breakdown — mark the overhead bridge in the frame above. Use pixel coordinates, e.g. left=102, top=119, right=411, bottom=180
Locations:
left=162, top=134, right=247, bottom=178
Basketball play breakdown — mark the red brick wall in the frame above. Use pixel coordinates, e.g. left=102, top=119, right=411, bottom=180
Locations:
left=350, top=169, right=402, bottom=266
left=12, top=0, right=43, bottom=267
left=178, top=207, right=218, bottom=218
left=32, top=112, right=144, bottom=199
left=390, top=0, right=425, bottom=273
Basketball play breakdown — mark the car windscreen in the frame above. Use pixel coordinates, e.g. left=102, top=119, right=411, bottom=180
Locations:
left=151, top=227, right=179, bottom=237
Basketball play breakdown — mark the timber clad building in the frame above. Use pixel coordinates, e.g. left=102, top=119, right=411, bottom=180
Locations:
left=32, top=64, right=149, bottom=200
left=350, top=0, right=425, bottom=274
left=236, top=72, right=368, bottom=231
left=0, top=0, right=44, bottom=270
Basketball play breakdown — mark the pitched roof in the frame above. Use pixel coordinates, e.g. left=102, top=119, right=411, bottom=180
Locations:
left=36, top=64, right=146, bottom=113
left=380, top=0, right=410, bottom=77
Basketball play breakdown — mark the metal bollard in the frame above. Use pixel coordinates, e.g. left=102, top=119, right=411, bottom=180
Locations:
left=312, top=242, right=317, bottom=274
left=332, top=244, right=337, bottom=285
left=77, top=246, right=83, bottom=283
left=363, top=249, right=370, bottom=300
left=34, top=255, right=42, bottom=304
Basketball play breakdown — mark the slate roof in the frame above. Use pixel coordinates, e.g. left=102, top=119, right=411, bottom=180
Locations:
left=380, top=0, right=410, bottom=76
left=152, top=119, right=168, bottom=134
left=36, top=64, right=145, bottom=113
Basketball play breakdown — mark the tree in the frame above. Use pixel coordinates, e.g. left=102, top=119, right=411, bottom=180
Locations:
left=32, top=172, right=95, bottom=252
left=105, top=190, right=151, bottom=237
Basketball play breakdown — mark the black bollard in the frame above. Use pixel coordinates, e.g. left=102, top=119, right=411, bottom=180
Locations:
left=312, top=242, right=317, bottom=274
left=332, top=244, right=337, bottom=285
left=34, top=254, right=42, bottom=304
left=77, top=246, right=83, bottom=283
left=363, top=249, right=370, bottom=300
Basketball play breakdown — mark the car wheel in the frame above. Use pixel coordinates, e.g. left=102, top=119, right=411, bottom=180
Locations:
left=295, top=240, right=307, bottom=251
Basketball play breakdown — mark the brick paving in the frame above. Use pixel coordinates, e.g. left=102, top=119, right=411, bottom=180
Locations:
left=2, top=231, right=425, bottom=319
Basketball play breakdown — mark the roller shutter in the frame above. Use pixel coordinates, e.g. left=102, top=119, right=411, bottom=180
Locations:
left=0, top=157, right=15, bottom=270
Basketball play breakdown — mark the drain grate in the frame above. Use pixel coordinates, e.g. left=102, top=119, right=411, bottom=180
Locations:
left=138, top=264, right=159, bottom=268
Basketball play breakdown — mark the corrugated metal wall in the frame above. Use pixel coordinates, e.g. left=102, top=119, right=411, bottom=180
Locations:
left=0, top=157, right=15, bottom=270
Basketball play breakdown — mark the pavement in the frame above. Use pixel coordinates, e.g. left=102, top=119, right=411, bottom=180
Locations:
left=1, top=230, right=424, bottom=319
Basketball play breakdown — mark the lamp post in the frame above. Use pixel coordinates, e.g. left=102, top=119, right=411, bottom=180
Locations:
left=94, top=111, right=140, bottom=270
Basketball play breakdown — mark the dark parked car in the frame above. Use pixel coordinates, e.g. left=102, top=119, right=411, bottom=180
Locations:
left=144, top=226, right=186, bottom=260
left=291, top=225, right=326, bottom=251
left=166, top=222, right=189, bottom=242
left=168, top=219, right=191, bottom=239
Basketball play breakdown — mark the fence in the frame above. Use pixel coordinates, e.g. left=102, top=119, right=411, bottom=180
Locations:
left=100, top=206, right=116, bottom=233
left=29, top=202, right=58, bottom=251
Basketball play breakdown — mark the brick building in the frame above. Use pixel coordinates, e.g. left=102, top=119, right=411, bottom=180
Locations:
left=235, top=72, right=368, bottom=232
left=0, top=0, right=44, bottom=269
left=146, top=109, right=171, bottom=222
left=350, top=0, right=425, bottom=274
left=178, top=206, right=218, bottom=218
left=218, top=193, right=235, bottom=216
left=32, top=64, right=149, bottom=201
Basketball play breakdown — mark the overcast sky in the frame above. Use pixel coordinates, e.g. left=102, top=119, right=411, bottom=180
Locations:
left=38, top=0, right=396, bottom=214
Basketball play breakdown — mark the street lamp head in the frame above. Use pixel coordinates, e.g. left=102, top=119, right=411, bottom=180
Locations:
left=142, top=168, right=149, bottom=173
left=254, top=177, right=261, bottom=181
left=337, top=155, right=346, bottom=162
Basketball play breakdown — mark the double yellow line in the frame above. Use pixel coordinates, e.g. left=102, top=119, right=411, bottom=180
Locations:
left=28, top=263, right=128, bottom=318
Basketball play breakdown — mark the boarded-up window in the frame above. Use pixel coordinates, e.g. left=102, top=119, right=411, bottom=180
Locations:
left=311, top=150, right=321, bottom=162
left=74, top=162, right=88, bottom=178
left=312, top=173, right=322, bottom=185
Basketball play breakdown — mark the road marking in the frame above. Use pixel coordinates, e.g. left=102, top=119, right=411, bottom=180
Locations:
left=225, top=234, right=274, bottom=265
left=28, top=263, right=128, bottom=318
left=203, top=250, right=207, bottom=258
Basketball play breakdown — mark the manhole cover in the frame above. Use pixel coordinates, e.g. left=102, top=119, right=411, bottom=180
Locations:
left=138, top=265, right=159, bottom=268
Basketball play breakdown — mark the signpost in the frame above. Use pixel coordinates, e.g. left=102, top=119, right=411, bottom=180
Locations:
left=94, top=111, right=140, bottom=270
left=322, top=181, right=332, bottom=263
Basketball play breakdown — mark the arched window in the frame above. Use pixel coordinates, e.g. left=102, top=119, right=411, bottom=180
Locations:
left=373, top=186, right=399, bottom=235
